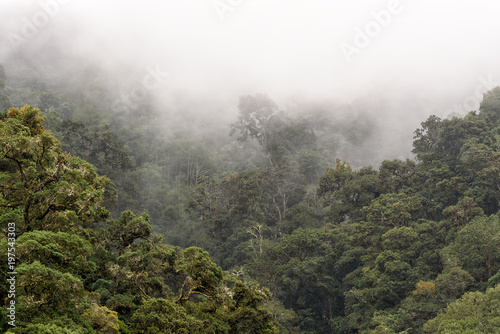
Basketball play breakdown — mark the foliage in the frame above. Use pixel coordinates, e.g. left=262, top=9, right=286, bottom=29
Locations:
left=0, top=102, right=277, bottom=333
left=0, top=106, right=110, bottom=234
left=130, top=298, right=203, bottom=334
left=83, top=303, right=120, bottom=334
left=3, top=61, right=500, bottom=333
left=424, top=285, right=500, bottom=333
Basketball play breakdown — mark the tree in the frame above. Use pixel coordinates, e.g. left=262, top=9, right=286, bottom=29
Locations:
left=130, top=298, right=203, bottom=334
left=104, top=210, right=151, bottom=255
left=479, top=86, right=500, bottom=123
left=177, top=247, right=224, bottom=302
left=460, top=136, right=500, bottom=213
left=434, top=266, right=474, bottom=302
left=411, top=112, right=490, bottom=218
left=423, top=285, right=500, bottom=333
left=370, top=280, right=443, bottom=333
left=83, top=303, right=120, bottom=334
left=362, top=192, right=422, bottom=228
left=223, top=279, right=277, bottom=334
left=378, top=159, right=415, bottom=194
left=16, top=261, right=85, bottom=316
left=0, top=106, right=111, bottom=234
left=230, top=94, right=278, bottom=167
left=318, top=159, right=380, bottom=223
left=16, top=230, right=95, bottom=276
left=230, top=95, right=315, bottom=228
left=251, top=227, right=358, bottom=334
left=442, top=196, right=484, bottom=228
left=444, top=214, right=500, bottom=282
left=412, top=115, right=444, bottom=164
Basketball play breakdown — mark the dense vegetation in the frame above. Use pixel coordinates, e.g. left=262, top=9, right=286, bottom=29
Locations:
left=1, top=60, right=500, bottom=333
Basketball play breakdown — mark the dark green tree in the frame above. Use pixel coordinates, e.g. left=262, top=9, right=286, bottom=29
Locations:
left=424, top=285, right=500, bottom=333
left=0, top=106, right=111, bottom=234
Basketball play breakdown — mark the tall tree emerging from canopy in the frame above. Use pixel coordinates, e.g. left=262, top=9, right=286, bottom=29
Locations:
left=0, top=104, right=278, bottom=334
left=230, top=93, right=278, bottom=167
left=479, top=86, right=500, bottom=124
left=0, top=106, right=111, bottom=234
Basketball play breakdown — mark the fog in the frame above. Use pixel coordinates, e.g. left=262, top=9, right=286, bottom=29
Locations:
left=2, top=0, right=500, bottom=164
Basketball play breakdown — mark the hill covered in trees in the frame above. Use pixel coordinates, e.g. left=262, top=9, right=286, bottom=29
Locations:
left=1, top=60, right=500, bottom=333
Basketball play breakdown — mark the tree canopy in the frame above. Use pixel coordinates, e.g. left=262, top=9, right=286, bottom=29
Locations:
left=2, top=59, right=500, bottom=333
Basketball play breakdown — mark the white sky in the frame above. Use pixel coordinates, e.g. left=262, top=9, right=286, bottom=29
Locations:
left=1, top=0, right=500, bottom=110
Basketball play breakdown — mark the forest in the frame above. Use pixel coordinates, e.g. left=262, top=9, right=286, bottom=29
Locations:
left=1, top=55, right=500, bottom=334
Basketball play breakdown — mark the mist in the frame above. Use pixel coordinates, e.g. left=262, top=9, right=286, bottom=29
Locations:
left=5, top=3, right=500, bottom=331
left=2, top=0, right=500, bottom=165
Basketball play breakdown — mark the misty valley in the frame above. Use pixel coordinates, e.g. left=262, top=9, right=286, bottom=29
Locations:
left=2, top=1, right=500, bottom=333
left=1, top=58, right=500, bottom=334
